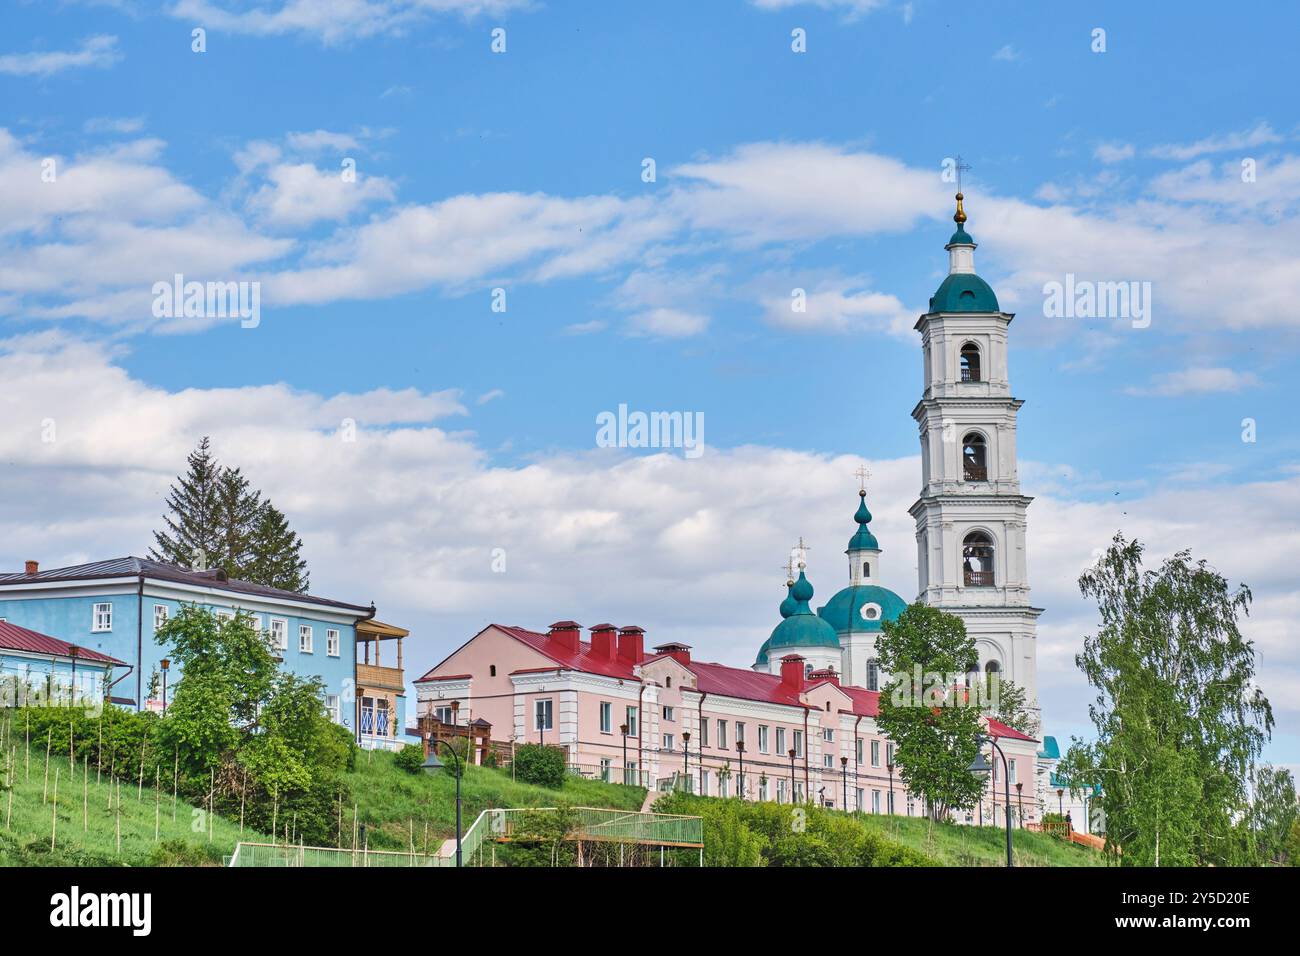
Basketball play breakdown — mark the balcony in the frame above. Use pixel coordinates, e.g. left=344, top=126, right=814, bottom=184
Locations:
left=357, top=661, right=404, bottom=692
left=963, top=570, right=995, bottom=587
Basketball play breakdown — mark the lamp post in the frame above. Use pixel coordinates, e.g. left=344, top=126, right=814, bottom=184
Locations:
left=736, top=740, right=745, bottom=800
left=422, top=740, right=463, bottom=867
left=620, top=723, right=629, bottom=785
left=1058, top=788, right=1064, bottom=817
left=840, top=755, right=848, bottom=810
left=68, top=645, right=79, bottom=706
left=159, top=658, right=169, bottom=714
left=970, top=734, right=1013, bottom=868
left=886, top=761, right=895, bottom=815
left=682, top=731, right=691, bottom=792
left=788, top=748, right=797, bottom=803
left=1015, top=781, right=1023, bottom=828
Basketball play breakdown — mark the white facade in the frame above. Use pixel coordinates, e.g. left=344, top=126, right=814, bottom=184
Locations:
left=909, top=230, right=1042, bottom=710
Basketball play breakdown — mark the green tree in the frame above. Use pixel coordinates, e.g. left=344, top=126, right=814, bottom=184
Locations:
left=985, top=677, right=1040, bottom=739
left=214, top=465, right=261, bottom=579
left=1240, top=765, right=1297, bottom=866
left=875, top=603, right=984, bottom=823
left=151, top=437, right=223, bottom=570
left=247, top=501, right=309, bottom=593
left=1059, top=534, right=1273, bottom=866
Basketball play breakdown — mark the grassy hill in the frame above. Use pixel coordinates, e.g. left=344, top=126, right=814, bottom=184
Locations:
left=853, top=812, right=1108, bottom=866
left=0, top=752, right=263, bottom=867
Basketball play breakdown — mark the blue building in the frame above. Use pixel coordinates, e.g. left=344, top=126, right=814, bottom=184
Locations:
left=0, top=557, right=374, bottom=737
left=0, top=619, right=124, bottom=708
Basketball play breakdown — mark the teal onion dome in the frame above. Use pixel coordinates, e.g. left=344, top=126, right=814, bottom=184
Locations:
left=818, top=583, right=908, bottom=636
left=929, top=272, right=999, bottom=313
left=848, top=490, right=879, bottom=552
left=948, top=223, right=975, bottom=246
left=755, top=570, right=840, bottom=666
left=778, top=580, right=798, bottom=619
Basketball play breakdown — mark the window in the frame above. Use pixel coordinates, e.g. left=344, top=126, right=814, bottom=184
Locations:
left=823, top=754, right=833, bottom=769
left=776, top=727, right=786, bottom=755
left=534, top=699, right=553, bottom=732
left=489, top=665, right=496, bottom=677
left=246, top=613, right=262, bottom=633
left=962, top=531, right=995, bottom=587
left=985, top=659, right=1001, bottom=676
left=376, top=699, right=390, bottom=736
left=822, top=727, right=833, bottom=742
left=299, top=624, right=313, bottom=653
left=777, top=779, right=788, bottom=804
left=886, top=742, right=895, bottom=767
left=960, top=342, right=981, bottom=382
left=863, top=561, right=871, bottom=578
left=700, top=771, right=710, bottom=796
left=872, top=790, right=882, bottom=814
left=700, top=717, right=709, bottom=747
left=662, top=705, right=674, bottom=722
left=625, top=706, right=638, bottom=737
left=719, top=775, right=729, bottom=799
left=718, top=720, right=728, bottom=749
left=92, top=603, right=112, bottom=632
left=624, top=761, right=638, bottom=786
left=665, top=676, right=672, bottom=688
left=793, top=730, right=803, bottom=758
left=866, top=661, right=880, bottom=692
left=1009, top=758, right=1017, bottom=784
left=759, top=778, right=769, bottom=801
left=600, top=701, right=612, bottom=734
left=735, top=722, right=745, bottom=746
left=326, top=628, right=340, bottom=657
left=855, top=737, right=863, bottom=763
left=216, top=609, right=234, bottom=624
left=871, top=740, right=881, bottom=767
left=599, top=758, right=611, bottom=782
left=758, top=725, right=769, bottom=754
left=269, top=618, right=288, bottom=652
left=856, top=788, right=864, bottom=811
left=962, top=432, right=988, bottom=482
left=662, top=734, right=674, bottom=751
left=153, top=604, right=168, bottom=631
left=325, top=694, right=340, bottom=723
left=434, top=705, right=453, bottom=723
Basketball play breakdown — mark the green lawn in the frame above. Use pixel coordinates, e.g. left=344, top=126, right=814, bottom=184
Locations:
left=339, top=749, right=648, bottom=853
left=854, top=813, right=1109, bottom=867
left=0, top=751, right=264, bottom=866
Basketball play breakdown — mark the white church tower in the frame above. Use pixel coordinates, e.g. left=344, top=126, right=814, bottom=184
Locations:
left=909, top=193, right=1041, bottom=710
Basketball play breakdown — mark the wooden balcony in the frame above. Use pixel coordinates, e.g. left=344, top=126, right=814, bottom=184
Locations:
left=357, top=662, right=404, bottom=692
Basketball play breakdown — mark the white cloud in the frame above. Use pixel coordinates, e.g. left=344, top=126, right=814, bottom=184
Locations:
left=84, top=116, right=146, bottom=136
left=624, top=308, right=710, bottom=338
left=245, top=162, right=397, bottom=228
left=0, top=35, right=121, bottom=77
left=1147, top=122, right=1283, bottom=162
left=748, top=0, right=886, bottom=14
left=476, top=389, right=505, bottom=405
left=562, top=320, right=607, bottom=335
left=1094, top=141, right=1134, bottom=164
left=1125, top=367, right=1260, bottom=397
left=762, top=281, right=913, bottom=336
left=992, top=44, right=1020, bottom=62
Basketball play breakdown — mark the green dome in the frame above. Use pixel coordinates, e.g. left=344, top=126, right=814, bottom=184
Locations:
left=755, top=571, right=840, bottom=666
left=929, top=273, right=999, bottom=313
left=947, top=224, right=975, bottom=246
left=818, top=584, right=907, bottom=635
left=848, top=490, right=879, bottom=552
left=778, top=581, right=797, bottom=619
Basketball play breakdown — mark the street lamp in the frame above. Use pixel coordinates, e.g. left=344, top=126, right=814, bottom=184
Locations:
left=620, top=723, right=629, bottom=785
left=1015, top=781, right=1023, bottom=828
left=68, top=645, right=79, bottom=706
left=886, top=761, right=895, bottom=815
left=788, top=748, right=797, bottom=803
left=736, top=740, right=745, bottom=800
left=1058, top=787, right=1064, bottom=817
left=159, top=657, right=169, bottom=714
left=423, top=740, right=464, bottom=867
left=840, top=755, right=848, bottom=810
left=682, top=731, right=691, bottom=791
left=970, top=734, right=1013, bottom=868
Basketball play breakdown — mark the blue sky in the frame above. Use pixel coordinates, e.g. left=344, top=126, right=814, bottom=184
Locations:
left=3, top=0, right=1299, bottom=769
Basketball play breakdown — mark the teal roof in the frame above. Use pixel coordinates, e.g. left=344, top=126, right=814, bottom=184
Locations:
left=755, top=571, right=840, bottom=665
left=947, top=224, right=975, bottom=246
left=929, top=272, right=1000, bottom=313
left=847, top=490, right=879, bottom=552
left=778, top=581, right=797, bottom=619
left=1038, top=735, right=1060, bottom=760
left=818, top=583, right=907, bottom=635
left=1050, top=773, right=1101, bottom=796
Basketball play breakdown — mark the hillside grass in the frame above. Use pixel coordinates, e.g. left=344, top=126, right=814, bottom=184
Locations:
left=340, top=749, right=648, bottom=852
left=854, top=812, right=1109, bottom=867
left=0, top=751, right=265, bottom=867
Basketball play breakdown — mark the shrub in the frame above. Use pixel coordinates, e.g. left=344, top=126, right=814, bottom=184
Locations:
left=394, top=744, right=427, bottom=775
left=513, top=743, right=567, bottom=789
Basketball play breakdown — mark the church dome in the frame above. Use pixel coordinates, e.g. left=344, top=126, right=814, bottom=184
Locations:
left=778, top=580, right=798, bottom=618
left=818, top=583, right=907, bottom=635
left=848, top=490, right=879, bottom=552
left=755, top=570, right=840, bottom=666
left=929, top=273, right=999, bottom=313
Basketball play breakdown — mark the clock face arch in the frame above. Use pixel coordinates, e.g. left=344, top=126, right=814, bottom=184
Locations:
left=860, top=602, right=882, bottom=622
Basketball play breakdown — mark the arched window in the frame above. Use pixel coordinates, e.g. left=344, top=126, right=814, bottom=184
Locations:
left=804, top=663, right=813, bottom=678
left=985, top=660, right=1001, bottom=676
left=962, top=531, right=995, bottom=586
left=490, top=665, right=497, bottom=677
left=962, top=433, right=987, bottom=482
left=665, top=676, right=672, bottom=688
left=960, top=343, right=981, bottom=382
left=863, top=561, right=871, bottom=578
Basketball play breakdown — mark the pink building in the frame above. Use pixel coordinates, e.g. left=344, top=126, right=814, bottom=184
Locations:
left=415, top=620, right=1039, bottom=818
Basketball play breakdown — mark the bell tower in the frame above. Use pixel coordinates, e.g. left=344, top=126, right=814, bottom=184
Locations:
left=909, top=193, right=1041, bottom=711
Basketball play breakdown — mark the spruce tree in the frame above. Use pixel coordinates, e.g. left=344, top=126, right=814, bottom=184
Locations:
left=215, top=466, right=262, bottom=578
left=151, top=437, right=223, bottom=570
left=247, top=501, right=309, bottom=593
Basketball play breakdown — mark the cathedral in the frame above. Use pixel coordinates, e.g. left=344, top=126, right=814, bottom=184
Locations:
left=752, top=193, right=1041, bottom=714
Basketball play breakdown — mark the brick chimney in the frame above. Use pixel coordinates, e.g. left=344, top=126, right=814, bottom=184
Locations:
left=780, top=654, right=806, bottom=693
left=617, top=626, right=646, bottom=664
left=547, top=620, right=581, bottom=654
left=809, top=667, right=839, bottom=687
left=653, top=642, right=692, bottom=666
left=589, top=623, right=618, bottom=659
left=24, top=560, right=38, bottom=575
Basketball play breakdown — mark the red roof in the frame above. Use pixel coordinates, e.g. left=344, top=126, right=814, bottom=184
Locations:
left=415, top=624, right=642, bottom=683
left=688, top=660, right=803, bottom=706
left=0, top=621, right=123, bottom=665
left=985, top=717, right=1037, bottom=742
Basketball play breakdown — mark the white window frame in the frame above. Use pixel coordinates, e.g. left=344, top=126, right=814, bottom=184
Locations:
left=625, top=706, right=638, bottom=737
left=735, top=722, right=746, bottom=746
left=776, top=727, right=786, bottom=755
left=793, top=729, right=803, bottom=758
left=325, top=694, right=340, bottom=723
left=269, top=617, right=288, bottom=652
left=153, top=604, right=168, bottom=631
left=299, top=624, right=314, bottom=653
left=822, top=727, right=833, bottom=742
left=535, top=698, right=553, bottom=732
left=700, top=717, right=709, bottom=747
left=215, top=609, right=235, bottom=624
left=662, top=733, right=674, bottom=751
left=92, top=603, right=112, bottom=633
left=758, top=725, right=769, bottom=754
left=246, top=613, right=262, bottom=633
left=718, top=720, right=728, bottom=749
left=662, top=705, right=674, bottom=722
left=326, top=628, right=340, bottom=657
left=871, top=739, right=881, bottom=767
left=599, top=701, right=612, bottom=734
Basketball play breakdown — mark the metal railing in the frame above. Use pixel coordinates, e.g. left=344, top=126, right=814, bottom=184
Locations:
left=963, top=569, right=995, bottom=587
